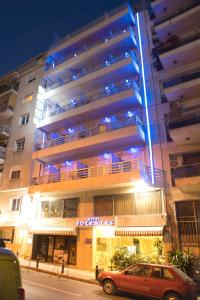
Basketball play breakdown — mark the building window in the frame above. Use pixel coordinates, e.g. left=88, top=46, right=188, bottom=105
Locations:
left=20, top=114, right=29, bottom=125
left=94, top=191, right=162, bottom=216
left=41, top=198, right=79, bottom=218
left=176, top=201, right=200, bottom=246
left=15, top=138, right=25, bottom=151
left=10, top=170, right=20, bottom=180
left=22, top=94, right=33, bottom=104
left=11, top=198, right=21, bottom=211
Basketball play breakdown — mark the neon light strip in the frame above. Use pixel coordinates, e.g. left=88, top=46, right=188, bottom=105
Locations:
left=136, top=12, right=155, bottom=185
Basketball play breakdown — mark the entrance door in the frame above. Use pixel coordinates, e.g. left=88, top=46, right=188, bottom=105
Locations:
left=68, top=237, right=76, bottom=265
left=47, top=236, right=54, bottom=262
left=38, top=235, right=48, bottom=262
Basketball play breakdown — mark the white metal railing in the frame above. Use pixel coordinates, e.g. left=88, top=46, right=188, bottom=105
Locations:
left=35, top=116, right=143, bottom=150
left=42, top=80, right=140, bottom=120
left=31, top=160, right=164, bottom=188
left=45, top=51, right=138, bottom=91
left=32, top=160, right=139, bottom=185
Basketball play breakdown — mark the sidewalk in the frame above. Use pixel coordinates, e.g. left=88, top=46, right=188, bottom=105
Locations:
left=19, top=257, right=98, bottom=284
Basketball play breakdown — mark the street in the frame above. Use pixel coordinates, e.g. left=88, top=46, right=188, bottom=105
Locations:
left=21, top=269, right=136, bottom=300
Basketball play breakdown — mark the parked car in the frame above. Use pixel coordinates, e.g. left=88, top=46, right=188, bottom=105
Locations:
left=0, top=242, right=25, bottom=300
left=98, top=263, right=200, bottom=300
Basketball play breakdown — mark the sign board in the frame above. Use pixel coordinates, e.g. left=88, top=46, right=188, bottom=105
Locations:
left=76, top=217, right=114, bottom=227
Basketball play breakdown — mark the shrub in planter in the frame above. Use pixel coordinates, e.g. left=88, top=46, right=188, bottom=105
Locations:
left=167, top=249, right=195, bottom=276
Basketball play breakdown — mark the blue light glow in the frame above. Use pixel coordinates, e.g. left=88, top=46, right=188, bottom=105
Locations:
left=103, top=153, right=111, bottom=159
left=64, top=161, right=72, bottom=166
left=136, top=13, right=154, bottom=185
left=130, top=147, right=137, bottom=154
left=104, top=117, right=111, bottom=123
left=72, top=75, right=77, bottom=80
left=105, top=86, right=109, bottom=90
left=125, top=52, right=130, bottom=58
left=105, top=60, right=111, bottom=66
left=68, top=128, right=74, bottom=134
left=125, top=79, right=129, bottom=83
left=127, top=111, right=134, bottom=118
left=74, top=53, right=77, bottom=57
left=123, top=29, right=126, bottom=33
left=105, top=38, right=108, bottom=42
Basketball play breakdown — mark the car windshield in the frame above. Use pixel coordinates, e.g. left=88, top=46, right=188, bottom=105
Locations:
left=173, top=267, right=193, bottom=282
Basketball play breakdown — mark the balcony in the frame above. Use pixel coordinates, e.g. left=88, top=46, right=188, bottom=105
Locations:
left=0, top=125, right=10, bottom=139
left=169, top=105, right=200, bottom=145
left=44, top=52, right=139, bottom=102
left=33, top=116, right=145, bottom=163
left=29, top=159, right=163, bottom=194
left=154, top=1, right=200, bottom=40
left=38, top=81, right=141, bottom=132
left=163, top=71, right=200, bottom=101
left=174, top=164, right=200, bottom=193
left=158, top=32, right=200, bottom=69
left=46, top=26, right=137, bottom=74
left=151, top=0, right=191, bottom=21
left=48, top=4, right=134, bottom=59
left=0, top=146, right=6, bottom=164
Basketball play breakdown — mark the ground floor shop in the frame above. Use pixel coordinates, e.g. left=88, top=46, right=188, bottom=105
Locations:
left=32, top=235, right=77, bottom=265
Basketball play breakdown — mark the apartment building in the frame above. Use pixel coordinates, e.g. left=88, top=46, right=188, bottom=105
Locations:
left=3, top=0, right=198, bottom=271
left=27, top=3, right=166, bottom=270
left=0, top=54, right=46, bottom=256
left=150, top=0, right=200, bottom=254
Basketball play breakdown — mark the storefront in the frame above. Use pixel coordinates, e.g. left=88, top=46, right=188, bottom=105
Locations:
left=31, top=227, right=77, bottom=265
left=76, top=217, right=164, bottom=269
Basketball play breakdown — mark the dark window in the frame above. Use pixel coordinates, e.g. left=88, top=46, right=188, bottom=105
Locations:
left=10, top=170, right=20, bottom=180
left=15, top=138, right=25, bottom=151
left=11, top=198, right=21, bottom=211
left=20, top=114, right=29, bottom=125
left=63, top=198, right=78, bottom=217
left=152, top=267, right=162, bottom=279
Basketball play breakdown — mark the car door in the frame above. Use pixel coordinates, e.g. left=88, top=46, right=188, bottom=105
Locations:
left=118, top=264, right=152, bottom=296
left=149, top=266, right=176, bottom=298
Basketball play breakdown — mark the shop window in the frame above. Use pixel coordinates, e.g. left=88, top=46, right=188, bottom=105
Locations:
left=11, top=198, right=21, bottom=211
left=20, top=113, right=29, bottom=125
left=22, top=94, right=33, bottom=104
left=15, top=138, right=25, bottom=151
left=10, top=170, right=20, bottom=180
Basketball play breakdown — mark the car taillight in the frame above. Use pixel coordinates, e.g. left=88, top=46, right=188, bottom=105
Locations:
left=18, top=287, right=25, bottom=300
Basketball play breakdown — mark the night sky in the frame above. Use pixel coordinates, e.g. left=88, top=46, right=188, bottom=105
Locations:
left=0, top=0, right=128, bottom=77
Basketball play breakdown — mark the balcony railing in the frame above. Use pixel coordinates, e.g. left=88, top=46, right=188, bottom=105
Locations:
left=32, top=159, right=164, bottom=188
left=0, top=125, right=10, bottom=135
left=46, top=26, right=136, bottom=71
left=42, top=80, right=140, bottom=120
left=169, top=106, right=200, bottom=129
left=178, top=220, right=200, bottom=246
left=45, top=51, right=138, bottom=91
left=35, top=116, right=143, bottom=150
left=49, top=3, right=131, bottom=49
left=174, top=163, right=200, bottom=179
left=154, top=0, right=200, bottom=26
left=32, top=160, right=139, bottom=185
left=163, top=71, right=200, bottom=89
left=158, top=31, right=200, bottom=54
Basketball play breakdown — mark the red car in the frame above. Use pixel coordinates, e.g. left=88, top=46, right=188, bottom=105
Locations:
left=98, top=263, right=200, bottom=300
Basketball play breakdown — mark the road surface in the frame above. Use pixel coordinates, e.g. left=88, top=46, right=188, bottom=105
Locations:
left=21, top=269, right=135, bottom=300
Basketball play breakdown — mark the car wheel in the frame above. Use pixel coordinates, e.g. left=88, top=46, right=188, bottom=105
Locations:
left=103, top=279, right=117, bottom=295
left=164, top=292, right=181, bottom=300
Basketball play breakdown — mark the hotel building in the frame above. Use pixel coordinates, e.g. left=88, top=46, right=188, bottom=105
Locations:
left=0, top=0, right=199, bottom=270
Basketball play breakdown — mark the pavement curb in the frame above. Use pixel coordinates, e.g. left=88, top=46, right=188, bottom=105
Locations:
left=21, top=265, right=99, bottom=285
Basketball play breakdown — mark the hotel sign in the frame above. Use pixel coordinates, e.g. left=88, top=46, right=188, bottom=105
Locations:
left=76, top=217, right=114, bottom=227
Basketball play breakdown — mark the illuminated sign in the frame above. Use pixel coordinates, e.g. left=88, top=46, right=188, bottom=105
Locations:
left=76, top=217, right=114, bottom=227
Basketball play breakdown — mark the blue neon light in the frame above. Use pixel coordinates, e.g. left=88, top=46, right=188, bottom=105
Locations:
left=136, top=12, right=154, bottom=185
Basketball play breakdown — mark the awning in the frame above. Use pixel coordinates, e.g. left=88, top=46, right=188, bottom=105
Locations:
left=29, top=226, right=77, bottom=236
left=115, top=226, right=163, bottom=237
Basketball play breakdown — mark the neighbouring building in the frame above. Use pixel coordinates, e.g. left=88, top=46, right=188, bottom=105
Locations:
left=0, top=0, right=199, bottom=271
